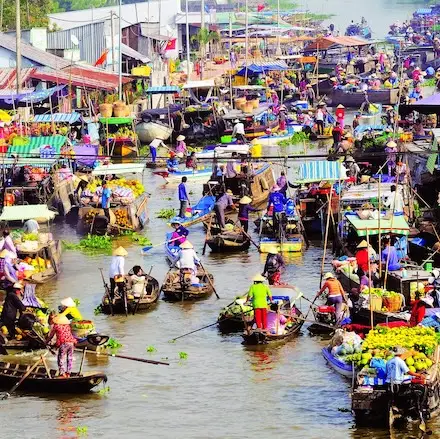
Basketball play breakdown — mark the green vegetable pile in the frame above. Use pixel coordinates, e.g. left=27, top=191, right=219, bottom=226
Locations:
left=156, top=208, right=175, bottom=219
left=62, top=234, right=113, bottom=253
left=105, top=337, right=122, bottom=351
left=22, top=232, right=39, bottom=241
left=277, top=131, right=309, bottom=147
left=362, top=132, right=393, bottom=150
left=421, top=78, right=436, bottom=87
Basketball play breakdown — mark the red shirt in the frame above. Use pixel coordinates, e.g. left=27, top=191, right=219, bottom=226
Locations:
left=409, top=301, right=426, bottom=327
left=356, top=249, right=369, bottom=272
left=48, top=324, right=77, bottom=347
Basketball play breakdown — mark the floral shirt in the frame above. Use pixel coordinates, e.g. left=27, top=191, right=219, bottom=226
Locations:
left=48, top=324, right=77, bottom=347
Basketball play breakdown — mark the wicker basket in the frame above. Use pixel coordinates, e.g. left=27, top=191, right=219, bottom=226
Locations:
left=370, top=295, right=383, bottom=311
left=99, top=103, right=113, bottom=118
left=383, top=295, right=402, bottom=312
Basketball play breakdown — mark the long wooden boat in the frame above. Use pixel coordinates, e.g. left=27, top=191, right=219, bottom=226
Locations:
left=352, top=347, right=440, bottom=427
left=168, top=195, right=216, bottom=228
left=153, top=167, right=212, bottom=183
left=206, top=231, right=250, bottom=252
left=101, top=275, right=160, bottom=315
left=135, top=120, right=173, bottom=143
left=321, top=346, right=356, bottom=378
left=161, top=268, right=214, bottom=301
left=0, top=361, right=107, bottom=393
left=331, top=88, right=399, bottom=107
left=241, top=308, right=304, bottom=345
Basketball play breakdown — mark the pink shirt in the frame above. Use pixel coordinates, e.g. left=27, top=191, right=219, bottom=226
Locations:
left=266, top=311, right=287, bottom=334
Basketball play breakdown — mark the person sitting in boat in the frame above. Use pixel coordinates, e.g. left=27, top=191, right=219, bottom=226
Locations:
left=267, top=184, right=287, bottom=239
left=247, top=274, right=273, bottom=331
left=109, top=246, right=127, bottom=299
left=23, top=219, right=40, bottom=234
left=0, top=250, right=18, bottom=290
left=170, top=220, right=189, bottom=246
left=266, top=302, right=288, bottom=335
left=232, top=119, right=246, bottom=144
left=59, top=297, right=83, bottom=322
left=380, top=236, right=401, bottom=272
left=175, top=241, right=200, bottom=277
left=410, top=293, right=433, bottom=327
left=167, top=152, right=180, bottom=172
left=316, top=273, right=347, bottom=325
left=175, top=135, right=187, bottom=158
left=0, top=282, right=26, bottom=338
left=186, top=152, right=198, bottom=170
left=262, top=248, right=285, bottom=285
left=129, top=266, right=147, bottom=297
left=47, top=314, right=77, bottom=378
left=1, top=229, right=17, bottom=259
left=413, top=119, right=425, bottom=137
left=214, top=189, right=236, bottom=230
left=386, top=346, right=422, bottom=385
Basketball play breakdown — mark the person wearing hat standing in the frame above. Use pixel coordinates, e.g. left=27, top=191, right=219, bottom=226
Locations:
left=238, top=196, right=258, bottom=233
left=149, top=138, right=167, bottom=163
left=306, top=84, right=315, bottom=107
left=385, top=346, right=422, bottom=385
left=175, top=135, right=187, bottom=158
left=0, top=249, right=18, bottom=289
left=315, top=106, right=324, bottom=135
left=0, top=283, right=25, bottom=338
left=316, top=273, right=347, bottom=324
left=109, top=246, right=127, bottom=299
left=175, top=241, right=200, bottom=277
left=59, top=297, right=83, bottom=322
left=214, top=189, right=236, bottom=230
left=267, top=184, right=287, bottom=239
left=262, top=248, right=285, bottom=285
left=385, top=140, right=397, bottom=176
left=232, top=119, right=246, bottom=144
left=332, top=122, right=343, bottom=150
left=47, top=314, right=77, bottom=378
left=345, top=156, right=360, bottom=183
left=178, top=176, right=191, bottom=218
left=355, top=240, right=370, bottom=273
left=247, top=274, right=273, bottom=330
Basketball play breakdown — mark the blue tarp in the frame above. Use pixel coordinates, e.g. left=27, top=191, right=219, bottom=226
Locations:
left=296, top=160, right=347, bottom=182
left=33, top=112, right=81, bottom=124
left=19, top=85, right=67, bottom=103
left=236, top=61, right=288, bottom=76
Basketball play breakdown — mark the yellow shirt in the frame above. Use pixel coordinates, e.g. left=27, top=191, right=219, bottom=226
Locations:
left=61, top=307, right=83, bottom=321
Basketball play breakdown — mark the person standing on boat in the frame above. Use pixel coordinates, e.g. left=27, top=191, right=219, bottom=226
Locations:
left=178, top=177, right=191, bottom=218
left=384, top=185, right=404, bottom=214
left=1, top=229, right=17, bottom=259
left=316, top=273, right=347, bottom=324
left=385, top=346, right=422, bottom=385
left=238, top=196, right=258, bottom=233
left=355, top=240, right=370, bottom=273
left=23, top=219, right=40, bottom=234
left=175, top=135, right=187, bottom=158
left=149, top=138, right=167, bottom=163
left=0, top=282, right=25, bottom=338
left=109, top=246, right=127, bottom=299
left=232, top=119, right=246, bottom=144
left=332, top=122, right=343, bottom=150
left=410, top=294, right=433, bottom=326
left=267, top=184, right=287, bottom=239
left=315, top=106, right=325, bottom=135
left=214, top=189, right=235, bottom=230
left=263, top=248, right=285, bottom=285
left=58, top=297, right=83, bottom=322
left=247, top=274, right=273, bottom=331
left=226, top=153, right=238, bottom=179
left=47, top=314, right=77, bottom=378
left=0, top=250, right=18, bottom=289
left=385, top=140, right=397, bottom=176
left=101, top=182, right=112, bottom=221
left=306, top=84, right=315, bottom=107
left=381, top=236, right=401, bottom=272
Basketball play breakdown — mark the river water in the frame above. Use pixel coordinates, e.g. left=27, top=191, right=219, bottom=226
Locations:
left=1, top=140, right=440, bottom=438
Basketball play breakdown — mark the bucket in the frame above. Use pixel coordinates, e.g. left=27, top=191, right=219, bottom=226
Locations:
left=370, top=295, right=382, bottom=311
left=424, top=261, right=433, bottom=272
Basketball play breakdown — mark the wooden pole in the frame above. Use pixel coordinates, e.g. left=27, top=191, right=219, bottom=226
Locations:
left=320, top=184, right=333, bottom=287
left=383, top=187, right=399, bottom=289
left=366, top=229, right=373, bottom=328
left=378, top=175, right=382, bottom=277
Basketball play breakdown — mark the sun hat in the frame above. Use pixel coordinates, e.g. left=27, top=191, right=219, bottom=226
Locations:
left=323, top=272, right=334, bottom=279
left=239, top=196, right=252, bottom=204
left=233, top=119, right=240, bottom=123
left=61, top=297, right=76, bottom=308
left=336, top=104, right=345, bottom=109
left=180, top=241, right=193, bottom=249
left=113, top=246, right=128, bottom=257
left=394, top=346, right=405, bottom=356
left=53, top=314, right=71, bottom=325
left=345, top=156, right=355, bottom=163
left=12, top=282, right=23, bottom=290
left=356, top=240, right=368, bottom=249
left=253, top=274, right=266, bottom=282
left=386, top=140, right=397, bottom=148
left=0, top=249, right=9, bottom=258
left=177, top=135, right=185, bottom=141
left=226, top=189, right=233, bottom=195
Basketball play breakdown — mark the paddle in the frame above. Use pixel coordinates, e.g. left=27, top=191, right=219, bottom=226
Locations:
left=202, top=215, right=213, bottom=256
left=235, top=224, right=260, bottom=251
left=142, top=235, right=185, bottom=252
left=74, top=349, right=170, bottom=365
left=198, top=260, right=220, bottom=299
left=2, top=352, right=48, bottom=399
left=99, top=268, right=113, bottom=316
left=132, top=266, right=154, bottom=315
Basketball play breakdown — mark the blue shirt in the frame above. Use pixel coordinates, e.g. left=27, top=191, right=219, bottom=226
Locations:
left=178, top=183, right=188, bottom=201
left=101, top=187, right=112, bottom=208
left=238, top=203, right=257, bottom=220
left=381, top=245, right=400, bottom=271
left=386, top=356, right=410, bottom=384
left=268, top=192, right=286, bottom=213
left=175, top=225, right=189, bottom=237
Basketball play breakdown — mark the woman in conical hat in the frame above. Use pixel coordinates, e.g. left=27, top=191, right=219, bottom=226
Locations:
left=238, top=195, right=257, bottom=233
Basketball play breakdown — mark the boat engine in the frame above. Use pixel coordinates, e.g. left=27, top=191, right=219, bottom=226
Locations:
left=315, top=305, right=336, bottom=325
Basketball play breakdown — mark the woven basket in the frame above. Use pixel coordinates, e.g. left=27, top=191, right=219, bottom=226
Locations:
left=370, top=295, right=383, bottom=311
left=383, top=295, right=402, bottom=312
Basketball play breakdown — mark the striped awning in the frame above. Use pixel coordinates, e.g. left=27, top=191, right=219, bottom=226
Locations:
left=33, top=113, right=81, bottom=124
left=296, top=160, right=348, bottom=183
left=345, top=215, right=410, bottom=236
left=415, top=8, right=432, bottom=14
left=8, top=135, right=67, bottom=157
left=146, top=86, right=180, bottom=94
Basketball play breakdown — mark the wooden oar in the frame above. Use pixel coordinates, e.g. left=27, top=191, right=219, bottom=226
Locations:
left=235, top=223, right=260, bottom=251
left=202, top=215, right=213, bottom=256
left=2, top=353, right=48, bottom=399
left=199, top=260, right=220, bottom=299
left=142, top=235, right=185, bottom=252
left=99, top=268, right=113, bottom=316
left=74, top=349, right=169, bottom=365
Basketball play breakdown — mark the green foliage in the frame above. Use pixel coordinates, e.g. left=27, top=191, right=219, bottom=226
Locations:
left=179, top=351, right=188, bottom=360
left=146, top=345, right=157, bottom=353
left=76, top=426, right=88, bottom=436
left=0, top=0, right=56, bottom=31
left=94, top=304, right=103, bottom=316
left=277, top=131, right=310, bottom=146
left=62, top=234, right=112, bottom=253
left=421, top=78, right=436, bottom=87
left=191, top=28, right=220, bottom=46
left=156, top=209, right=175, bottom=219
left=105, top=338, right=122, bottom=350
left=97, top=386, right=110, bottom=396
left=73, top=298, right=80, bottom=307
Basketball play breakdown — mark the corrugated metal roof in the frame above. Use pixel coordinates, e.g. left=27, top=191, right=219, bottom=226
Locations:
left=66, top=66, right=132, bottom=86
left=0, top=32, right=70, bottom=69
left=19, top=85, right=66, bottom=103
left=306, top=36, right=369, bottom=51
left=33, top=113, right=81, bottom=123
left=0, top=68, right=34, bottom=89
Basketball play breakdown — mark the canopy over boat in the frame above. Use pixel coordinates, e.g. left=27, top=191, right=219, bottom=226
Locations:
left=33, top=113, right=81, bottom=124
left=345, top=214, right=410, bottom=236
left=236, top=60, right=288, bottom=76
left=0, top=205, right=57, bottom=221
left=295, top=160, right=348, bottom=183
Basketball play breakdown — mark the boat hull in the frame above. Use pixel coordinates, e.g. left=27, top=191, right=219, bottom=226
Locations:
left=321, top=347, right=355, bottom=378
left=135, top=121, right=172, bottom=143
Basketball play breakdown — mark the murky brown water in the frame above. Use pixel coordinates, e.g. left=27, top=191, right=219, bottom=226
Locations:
left=2, top=141, right=440, bottom=438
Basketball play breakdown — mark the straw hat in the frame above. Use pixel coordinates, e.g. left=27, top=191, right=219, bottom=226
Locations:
left=226, top=189, right=233, bottom=195
left=239, top=196, right=252, bottom=204
left=12, top=282, right=23, bottom=290
left=253, top=274, right=266, bottom=282
left=177, top=135, right=185, bottom=141
left=323, top=272, right=334, bottom=279
left=345, top=156, right=355, bottom=163
left=356, top=240, right=368, bottom=249
left=336, top=104, right=345, bottom=109
left=267, top=247, right=279, bottom=254
left=233, top=119, right=240, bottom=123
left=113, top=246, right=128, bottom=257
left=0, top=249, right=9, bottom=258
left=387, top=140, right=397, bottom=148
left=61, top=297, right=76, bottom=308
left=53, top=314, right=71, bottom=325
left=394, top=346, right=405, bottom=356
left=180, top=241, right=193, bottom=249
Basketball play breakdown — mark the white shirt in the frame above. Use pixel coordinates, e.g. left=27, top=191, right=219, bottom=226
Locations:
left=232, top=122, right=245, bottom=136
left=176, top=248, right=201, bottom=272
left=316, top=109, right=324, bottom=121
left=23, top=219, right=40, bottom=233
left=109, top=256, right=125, bottom=278
left=360, top=83, right=368, bottom=92
left=385, top=192, right=404, bottom=213
left=130, top=274, right=146, bottom=295
left=149, top=138, right=164, bottom=148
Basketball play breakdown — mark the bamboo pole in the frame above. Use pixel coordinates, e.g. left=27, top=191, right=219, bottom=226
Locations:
left=366, top=229, right=373, bottom=329
left=378, top=174, right=382, bottom=277
left=383, top=186, right=399, bottom=288
left=320, top=185, right=333, bottom=287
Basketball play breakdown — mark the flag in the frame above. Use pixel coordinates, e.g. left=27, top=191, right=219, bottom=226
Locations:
left=257, top=4, right=265, bottom=11
left=164, top=38, right=176, bottom=51
left=94, top=49, right=109, bottom=67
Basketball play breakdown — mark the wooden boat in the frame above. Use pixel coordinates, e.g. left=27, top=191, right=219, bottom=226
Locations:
left=352, top=347, right=440, bottom=427
left=135, top=120, right=172, bottom=143
left=195, top=143, right=250, bottom=159
left=331, top=88, right=399, bottom=107
left=321, top=346, right=356, bottom=378
left=153, top=167, right=212, bottom=183
left=241, top=308, right=304, bottom=345
left=101, top=275, right=160, bottom=315
left=164, top=232, right=181, bottom=265
left=161, top=268, right=214, bottom=301
left=0, top=361, right=107, bottom=393
left=206, top=231, right=250, bottom=253
left=168, top=195, right=216, bottom=228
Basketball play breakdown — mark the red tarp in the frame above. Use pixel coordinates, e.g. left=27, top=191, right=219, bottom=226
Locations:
left=306, top=36, right=370, bottom=51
